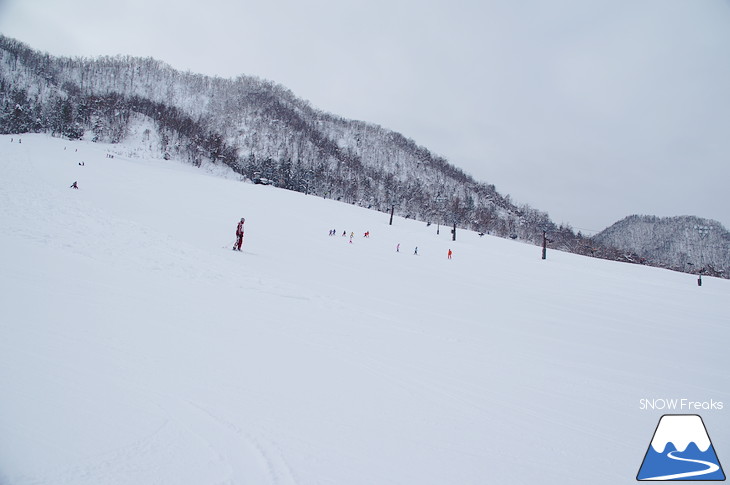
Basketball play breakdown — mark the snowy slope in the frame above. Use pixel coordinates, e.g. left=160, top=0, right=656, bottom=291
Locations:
left=1, top=134, right=728, bottom=485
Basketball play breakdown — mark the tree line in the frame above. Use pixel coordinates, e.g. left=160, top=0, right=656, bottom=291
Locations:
left=3, top=34, right=670, bottom=272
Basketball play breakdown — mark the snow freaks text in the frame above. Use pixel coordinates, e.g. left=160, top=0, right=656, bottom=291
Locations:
left=639, top=399, right=724, bottom=411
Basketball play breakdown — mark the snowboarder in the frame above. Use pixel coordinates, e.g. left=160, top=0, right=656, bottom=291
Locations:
left=233, top=217, right=245, bottom=251
left=448, top=249, right=452, bottom=259
left=70, top=181, right=78, bottom=189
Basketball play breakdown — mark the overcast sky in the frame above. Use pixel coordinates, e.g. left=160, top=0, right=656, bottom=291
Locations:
left=2, top=0, right=729, bottom=232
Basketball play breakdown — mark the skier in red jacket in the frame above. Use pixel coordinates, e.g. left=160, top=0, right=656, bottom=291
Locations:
left=233, top=217, right=245, bottom=251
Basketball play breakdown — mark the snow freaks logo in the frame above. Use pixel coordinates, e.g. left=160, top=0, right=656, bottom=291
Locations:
left=637, top=414, right=726, bottom=481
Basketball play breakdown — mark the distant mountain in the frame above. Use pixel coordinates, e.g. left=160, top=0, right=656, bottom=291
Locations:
left=592, top=215, right=730, bottom=277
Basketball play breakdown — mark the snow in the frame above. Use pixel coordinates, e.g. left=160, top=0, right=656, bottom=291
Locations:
left=650, top=415, right=711, bottom=453
left=1, top=133, right=729, bottom=484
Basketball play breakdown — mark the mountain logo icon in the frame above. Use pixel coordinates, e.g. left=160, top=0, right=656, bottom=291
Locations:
left=637, top=414, right=725, bottom=481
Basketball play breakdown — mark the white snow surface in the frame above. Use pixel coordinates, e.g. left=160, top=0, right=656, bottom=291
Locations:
left=1, top=134, right=729, bottom=484
left=650, top=415, right=712, bottom=453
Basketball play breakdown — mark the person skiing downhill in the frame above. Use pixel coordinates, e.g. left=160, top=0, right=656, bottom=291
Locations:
left=233, top=217, right=245, bottom=251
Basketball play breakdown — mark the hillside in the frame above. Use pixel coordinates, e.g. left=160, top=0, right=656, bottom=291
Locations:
left=2, top=34, right=725, bottom=278
left=0, top=32, right=626, bottom=267
left=1, top=133, right=729, bottom=484
left=593, top=215, right=730, bottom=277
left=0, top=35, right=550, bottom=241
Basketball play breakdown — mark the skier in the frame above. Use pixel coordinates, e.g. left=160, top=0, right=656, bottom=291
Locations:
left=396, top=243, right=400, bottom=252
left=448, top=249, right=452, bottom=259
left=414, top=246, right=418, bottom=255
left=233, top=217, right=245, bottom=251
left=70, top=181, right=78, bottom=189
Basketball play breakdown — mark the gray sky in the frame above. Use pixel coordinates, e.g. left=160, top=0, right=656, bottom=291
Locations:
left=2, top=0, right=729, bottom=232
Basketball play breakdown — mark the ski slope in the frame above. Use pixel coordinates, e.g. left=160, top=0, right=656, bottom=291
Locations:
left=1, top=133, right=728, bottom=484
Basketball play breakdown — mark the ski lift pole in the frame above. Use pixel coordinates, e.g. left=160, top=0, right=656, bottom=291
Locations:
left=542, top=231, right=548, bottom=260
left=696, top=225, right=711, bottom=286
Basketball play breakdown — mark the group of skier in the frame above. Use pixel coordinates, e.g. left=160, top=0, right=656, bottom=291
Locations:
left=31, top=139, right=457, bottom=259
left=53, top=134, right=457, bottom=259
left=327, top=229, right=453, bottom=259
